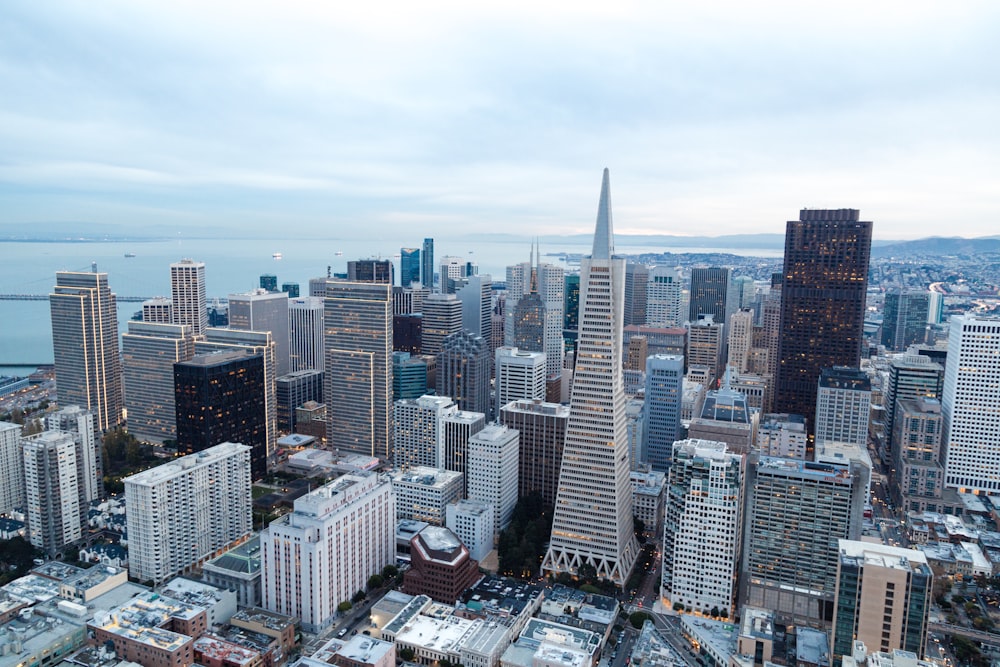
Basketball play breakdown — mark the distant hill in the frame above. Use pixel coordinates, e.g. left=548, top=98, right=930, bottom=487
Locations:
left=870, top=237, right=1000, bottom=257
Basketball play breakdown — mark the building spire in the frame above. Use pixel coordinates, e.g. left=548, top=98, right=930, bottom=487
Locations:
left=592, top=168, right=614, bottom=260
left=529, top=238, right=539, bottom=294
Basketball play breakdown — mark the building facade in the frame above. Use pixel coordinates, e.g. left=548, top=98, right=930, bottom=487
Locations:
left=171, top=258, right=208, bottom=336
left=467, top=425, right=520, bottom=534
left=499, top=399, right=569, bottom=508
left=122, top=321, right=196, bottom=443
left=289, top=296, right=325, bottom=372
left=643, top=354, right=684, bottom=472
left=814, top=367, right=872, bottom=449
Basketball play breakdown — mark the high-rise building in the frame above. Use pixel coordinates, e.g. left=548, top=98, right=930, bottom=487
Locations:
left=814, top=367, right=871, bottom=449
left=347, top=259, right=394, bottom=284
left=733, top=276, right=755, bottom=310
left=467, top=425, right=520, bottom=534
left=742, top=454, right=868, bottom=625
left=446, top=499, right=495, bottom=562
left=0, top=422, right=24, bottom=516
left=261, top=472, right=396, bottom=633
left=884, top=355, right=944, bottom=464
left=23, top=431, right=82, bottom=554
left=197, top=328, right=278, bottom=469
left=564, top=274, right=580, bottom=331
left=624, top=263, right=649, bottom=326
left=122, top=321, right=196, bottom=443
left=142, top=297, right=173, bottom=323
left=175, top=350, right=268, bottom=479
left=46, top=405, right=101, bottom=508
left=495, top=348, right=546, bottom=417
left=687, top=315, right=724, bottom=386
left=688, top=377, right=756, bottom=455
left=510, top=287, right=545, bottom=353
left=441, top=410, right=487, bottom=490
left=393, top=395, right=457, bottom=470
left=390, top=466, right=464, bottom=525
left=439, top=256, right=466, bottom=293
left=727, top=309, right=755, bottom=374
left=755, top=414, right=807, bottom=459
left=661, top=439, right=743, bottom=617
left=281, top=282, right=300, bottom=298
left=393, top=284, right=430, bottom=315
left=229, top=289, right=291, bottom=376
left=775, top=209, right=872, bottom=432
left=50, top=270, right=123, bottom=431
left=892, top=397, right=944, bottom=514
left=171, top=258, right=208, bottom=336
left=125, top=442, right=252, bottom=585
left=543, top=169, right=640, bottom=585
left=943, top=315, right=1000, bottom=493
left=437, top=331, right=491, bottom=417
left=689, top=267, right=734, bottom=326
left=393, top=352, right=429, bottom=400
left=646, top=266, right=684, bottom=327
left=276, top=369, right=324, bottom=433
left=324, top=281, right=393, bottom=460
left=393, top=314, right=423, bottom=355
left=422, top=293, right=463, bottom=356
left=288, top=296, right=325, bottom=372
left=499, top=399, right=569, bottom=508
left=260, top=274, right=278, bottom=292
left=643, top=354, right=684, bottom=472
left=401, top=248, right=421, bottom=287
left=505, top=246, right=565, bottom=380
left=422, top=238, right=435, bottom=290
left=457, top=274, right=493, bottom=343
left=832, top=540, right=931, bottom=658
left=881, top=291, right=930, bottom=351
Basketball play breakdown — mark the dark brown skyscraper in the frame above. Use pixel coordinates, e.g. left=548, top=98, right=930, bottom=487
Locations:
left=774, top=209, right=872, bottom=432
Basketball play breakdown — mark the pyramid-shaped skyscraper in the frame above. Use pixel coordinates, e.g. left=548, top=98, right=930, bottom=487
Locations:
left=542, top=169, right=639, bottom=584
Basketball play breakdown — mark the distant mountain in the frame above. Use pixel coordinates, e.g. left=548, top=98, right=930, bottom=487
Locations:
left=870, top=237, right=1000, bottom=257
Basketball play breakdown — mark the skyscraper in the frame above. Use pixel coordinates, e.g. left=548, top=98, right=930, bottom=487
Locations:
left=23, top=431, right=81, bottom=555
left=229, top=288, right=291, bottom=376
left=495, top=347, right=546, bottom=417
left=687, top=315, right=724, bottom=386
left=50, top=270, right=123, bottom=431
left=543, top=169, right=639, bottom=585
left=775, top=209, right=872, bottom=431
left=288, top=296, right=325, bottom=372
left=46, top=405, right=101, bottom=508
left=437, top=331, right=491, bottom=417
left=506, top=246, right=565, bottom=380
left=348, top=259, right=394, bottom=284
left=892, top=397, right=944, bottom=513
left=324, top=280, right=393, bottom=460
left=881, top=290, right=930, bottom=351
left=624, top=263, right=649, bottom=326
left=0, top=422, right=24, bottom=516
left=422, top=293, right=463, bottom=356
left=259, top=274, right=278, bottom=292
left=400, top=248, right=421, bottom=287
left=643, top=354, right=684, bottom=472
left=814, top=367, right=871, bottom=449
left=883, top=354, right=943, bottom=464
left=646, top=266, right=683, bottom=327
left=499, top=399, right=569, bottom=508
left=467, top=425, right=520, bottom=534
left=456, top=274, right=493, bottom=342
left=422, top=238, right=435, bottom=290
left=727, top=309, right=755, bottom=373
left=943, top=315, right=1000, bottom=494
left=170, top=258, right=208, bottom=336
left=122, top=321, right=196, bottom=444
left=393, top=394, right=457, bottom=470
left=688, top=267, right=734, bottom=325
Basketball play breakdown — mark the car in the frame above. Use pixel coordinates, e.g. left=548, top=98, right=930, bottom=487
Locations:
left=337, top=629, right=348, bottom=638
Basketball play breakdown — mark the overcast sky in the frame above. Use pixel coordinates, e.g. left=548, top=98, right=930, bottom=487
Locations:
left=1, top=1, right=998, bottom=240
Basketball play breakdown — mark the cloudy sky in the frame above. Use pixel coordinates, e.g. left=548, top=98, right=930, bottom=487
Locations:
left=1, top=1, right=998, bottom=240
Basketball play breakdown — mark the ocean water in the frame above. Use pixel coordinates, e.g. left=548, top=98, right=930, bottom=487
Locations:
left=0, top=237, right=781, bottom=370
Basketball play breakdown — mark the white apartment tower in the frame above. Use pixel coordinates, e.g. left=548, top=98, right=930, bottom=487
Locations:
left=543, top=169, right=640, bottom=584
left=288, top=296, right=326, bottom=372
left=943, top=315, right=1000, bottom=493
left=170, top=259, right=208, bottom=336
left=467, top=424, right=520, bottom=535
left=125, top=442, right=252, bottom=584
left=495, top=347, right=547, bottom=417
left=46, top=405, right=101, bottom=506
left=261, top=472, right=396, bottom=633
left=0, top=422, right=24, bottom=515
left=23, top=431, right=82, bottom=554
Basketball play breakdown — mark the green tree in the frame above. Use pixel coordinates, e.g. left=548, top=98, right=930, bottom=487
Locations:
left=673, top=601, right=685, bottom=612
left=398, top=647, right=415, bottom=662
left=352, top=589, right=366, bottom=603
left=337, top=600, right=352, bottom=613
left=381, top=564, right=399, bottom=579
left=629, top=612, right=653, bottom=629
left=367, top=574, right=384, bottom=590
left=710, top=606, right=720, bottom=618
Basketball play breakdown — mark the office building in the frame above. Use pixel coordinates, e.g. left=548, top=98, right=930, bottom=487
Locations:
left=509, top=285, right=545, bottom=353
left=688, top=376, right=756, bottom=455
left=441, top=410, right=487, bottom=490
left=23, top=431, right=82, bottom=554
left=775, top=209, right=872, bottom=432
left=0, top=422, right=23, bottom=516
left=687, top=315, right=724, bottom=386
left=882, top=291, right=930, bottom=351
left=391, top=466, right=464, bottom=525
left=422, top=293, right=464, bottom=356
left=171, top=258, right=208, bottom=336
left=892, top=398, right=944, bottom=513
left=393, top=395, right=457, bottom=470
left=437, top=331, right=491, bottom=417
left=643, top=354, right=684, bottom=472
left=625, top=325, right=687, bottom=358
left=229, top=288, right=291, bottom=376
left=624, top=263, right=649, bottom=326
left=815, top=367, right=872, bottom=449
left=439, top=256, right=466, bottom=293
left=50, top=270, right=123, bottom=431
left=446, top=499, right=495, bottom=561
left=832, top=540, right=931, bottom=658
left=943, top=315, right=1000, bottom=493
left=564, top=274, right=580, bottom=332
left=261, top=472, right=396, bottom=632
left=506, top=246, right=566, bottom=380
left=197, top=328, right=278, bottom=469
left=728, top=309, right=755, bottom=373
left=883, top=354, right=943, bottom=464
left=467, top=425, right=519, bottom=534
left=276, top=369, right=324, bottom=432
left=394, top=284, right=430, bottom=315
left=260, top=274, right=278, bottom=292
left=457, top=274, right=493, bottom=343
left=401, top=248, right=421, bottom=286
left=733, top=275, right=756, bottom=310
left=543, top=169, right=640, bottom=585
left=403, top=526, right=482, bottom=604
left=282, top=282, right=300, bottom=298
left=499, top=399, right=569, bottom=507
left=661, top=439, right=743, bottom=617
left=46, top=404, right=101, bottom=507
left=742, top=454, right=869, bottom=625
left=422, top=238, right=435, bottom=289
left=646, top=266, right=683, bottom=327
left=122, top=321, right=196, bottom=443
left=393, top=352, right=429, bottom=400
left=755, top=413, right=808, bottom=459
left=394, top=313, right=423, bottom=355
left=126, top=442, right=252, bottom=585
left=495, top=348, right=546, bottom=417
left=142, top=297, right=173, bottom=323
left=175, top=350, right=267, bottom=478
left=689, top=267, right=734, bottom=325
left=348, top=259, right=394, bottom=284
left=324, top=280, right=393, bottom=460
left=288, top=296, right=325, bottom=372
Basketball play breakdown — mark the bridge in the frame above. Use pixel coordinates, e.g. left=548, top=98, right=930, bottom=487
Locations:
left=0, top=294, right=153, bottom=303
left=930, top=621, right=1000, bottom=647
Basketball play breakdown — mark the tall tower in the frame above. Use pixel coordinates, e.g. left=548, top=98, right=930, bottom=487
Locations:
left=170, top=259, right=208, bottom=336
left=23, top=431, right=82, bottom=555
left=437, top=331, right=491, bottom=417
left=543, top=169, right=639, bottom=584
left=643, top=354, right=684, bottom=472
left=288, top=296, right=325, bottom=372
left=122, top=321, right=196, bottom=444
left=814, top=367, right=871, bottom=449
left=400, top=248, right=421, bottom=287
left=324, top=280, right=393, bottom=460
left=688, top=267, right=734, bottom=325
left=50, top=271, right=123, bottom=431
left=422, top=238, right=435, bottom=290
left=229, top=288, right=291, bottom=376
left=774, top=209, right=872, bottom=431
left=881, top=290, right=930, bottom=351
left=646, top=266, right=683, bottom=327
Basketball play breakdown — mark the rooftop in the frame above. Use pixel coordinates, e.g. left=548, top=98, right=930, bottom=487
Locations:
left=124, top=442, right=251, bottom=486
left=205, top=535, right=261, bottom=576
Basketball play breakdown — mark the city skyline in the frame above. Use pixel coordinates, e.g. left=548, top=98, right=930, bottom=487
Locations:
left=1, top=3, right=998, bottom=240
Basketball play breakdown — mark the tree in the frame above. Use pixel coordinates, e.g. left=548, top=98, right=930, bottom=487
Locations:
left=22, top=419, right=43, bottom=436
left=337, top=600, right=352, bottom=613
left=710, top=606, right=720, bottom=618
left=398, top=647, right=415, bottom=662
left=629, top=611, right=653, bottom=629
left=367, top=574, right=384, bottom=590
left=352, top=589, right=366, bottom=603
left=382, top=564, right=399, bottom=579
left=673, top=601, right=685, bottom=612
left=720, top=608, right=729, bottom=619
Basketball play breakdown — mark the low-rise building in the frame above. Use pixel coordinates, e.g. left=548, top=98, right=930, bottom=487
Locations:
left=203, top=535, right=263, bottom=609
left=403, top=526, right=482, bottom=604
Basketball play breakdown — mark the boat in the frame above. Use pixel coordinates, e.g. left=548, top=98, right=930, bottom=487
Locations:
left=272, top=252, right=282, bottom=260
left=335, top=251, right=343, bottom=256
left=124, top=252, right=136, bottom=258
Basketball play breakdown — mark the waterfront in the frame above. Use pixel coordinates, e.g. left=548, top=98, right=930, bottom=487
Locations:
left=0, top=237, right=782, bottom=368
